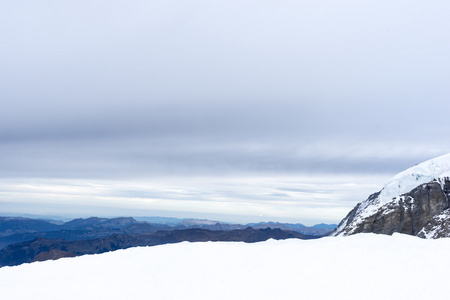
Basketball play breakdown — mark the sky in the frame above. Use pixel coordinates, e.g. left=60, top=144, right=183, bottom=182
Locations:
left=1, top=0, right=450, bottom=225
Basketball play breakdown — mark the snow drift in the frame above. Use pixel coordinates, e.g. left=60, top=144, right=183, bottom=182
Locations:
left=1, top=234, right=450, bottom=299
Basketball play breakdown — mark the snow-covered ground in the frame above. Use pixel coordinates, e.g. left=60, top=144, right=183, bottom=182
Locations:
left=1, top=234, right=449, bottom=299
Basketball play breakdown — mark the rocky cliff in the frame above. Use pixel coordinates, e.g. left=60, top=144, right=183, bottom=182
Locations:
left=334, top=153, right=450, bottom=238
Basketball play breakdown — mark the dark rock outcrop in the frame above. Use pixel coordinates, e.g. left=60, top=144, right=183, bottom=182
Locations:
left=417, top=209, right=450, bottom=238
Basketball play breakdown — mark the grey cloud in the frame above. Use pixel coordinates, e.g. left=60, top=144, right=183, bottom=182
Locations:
left=276, top=188, right=332, bottom=194
left=1, top=1, right=450, bottom=222
left=2, top=2, right=450, bottom=124
left=0, top=134, right=440, bottom=180
left=267, top=193, right=291, bottom=198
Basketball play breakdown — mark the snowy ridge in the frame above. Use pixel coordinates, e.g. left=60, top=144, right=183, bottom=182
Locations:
left=334, top=153, right=450, bottom=236
left=378, top=153, right=450, bottom=204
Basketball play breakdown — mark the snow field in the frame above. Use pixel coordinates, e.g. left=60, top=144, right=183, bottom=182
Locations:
left=1, top=234, right=450, bottom=299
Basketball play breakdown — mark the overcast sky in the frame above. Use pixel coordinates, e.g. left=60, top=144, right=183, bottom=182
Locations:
left=1, top=1, right=450, bottom=225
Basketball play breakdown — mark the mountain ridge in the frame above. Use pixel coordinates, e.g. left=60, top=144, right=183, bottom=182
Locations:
left=0, top=227, right=318, bottom=267
left=334, top=153, right=450, bottom=238
left=0, top=216, right=336, bottom=249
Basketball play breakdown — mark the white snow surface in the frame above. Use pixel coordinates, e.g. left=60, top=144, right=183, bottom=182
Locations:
left=1, top=234, right=450, bottom=299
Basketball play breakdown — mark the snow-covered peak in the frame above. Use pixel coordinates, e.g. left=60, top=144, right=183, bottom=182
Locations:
left=378, top=153, right=450, bottom=205
left=333, top=153, right=450, bottom=237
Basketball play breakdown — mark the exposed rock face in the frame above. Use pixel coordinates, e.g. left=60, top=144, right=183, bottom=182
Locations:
left=335, top=179, right=450, bottom=237
left=334, top=153, right=450, bottom=239
left=417, top=209, right=450, bottom=238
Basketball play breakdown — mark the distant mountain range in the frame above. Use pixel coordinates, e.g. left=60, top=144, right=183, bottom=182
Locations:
left=0, top=227, right=319, bottom=267
left=246, top=222, right=336, bottom=235
left=0, top=216, right=336, bottom=250
left=0, top=216, right=169, bottom=249
left=0, top=216, right=336, bottom=267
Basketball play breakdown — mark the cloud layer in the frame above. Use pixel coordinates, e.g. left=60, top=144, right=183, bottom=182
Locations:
left=1, top=1, right=450, bottom=223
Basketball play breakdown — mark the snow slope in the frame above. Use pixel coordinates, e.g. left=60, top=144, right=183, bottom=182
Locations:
left=1, top=234, right=450, bottom=299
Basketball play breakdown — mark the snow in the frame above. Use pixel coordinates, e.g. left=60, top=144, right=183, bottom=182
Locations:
left=378, top=153, right=450, bottom=205
left=1, top=234, right=450, bottom=299
left=421, top=225, right=439, bottom=239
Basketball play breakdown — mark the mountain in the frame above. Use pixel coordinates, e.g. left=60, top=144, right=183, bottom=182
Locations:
left=160, top=219, right=336, bottom=235
left=334, top=153, right=450, bottom=238
left=310, top=223, right=337, bottom=230
left=0, top=216, right=140, bottom=237
left=0, top=217, right=60, bottom=237
left=0, top=227, right=317, bottom=267
left=0, top=214, right=336, bottom=248
left=60, top=217, right=138, bottom=230
left=0, top=216, right=334, bottom=250
left=133, top=216, right=185, bottom=225
left=247, top=222, right=336, bottom=236
left=0, top=217, right=173, bottom=249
